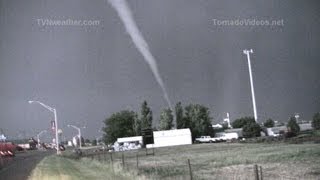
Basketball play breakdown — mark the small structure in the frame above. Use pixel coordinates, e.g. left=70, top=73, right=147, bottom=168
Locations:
left=212, top=124, right=223, bottom=129
left=113, top=136, right=142, bottom=151
left=117, top=136, right=143, bottom=144
left=267, top=123, right=313, bottom=137
left=67, top=141, right=73, bottom=147
left=299, top=123, right=312, bottom=131
left=225, top=128, right=243, bottom=138
left=0, top=134, right=6, bottom=142
left=147, top=128, right=192, bottom=148
left=266, top=126, right=287, bottom=137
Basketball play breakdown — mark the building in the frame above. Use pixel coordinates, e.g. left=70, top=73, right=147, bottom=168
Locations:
left=113, top=136, right=142, bottom=151
left=147, top=128, right=192, bottom=148
left=0, top=134, right=6, bottom=142
left=266, top=126, right=287, bottom=137
left=225, top=128, right=243, bottom=138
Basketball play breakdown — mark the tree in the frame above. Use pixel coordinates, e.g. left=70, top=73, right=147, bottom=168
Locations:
left=92, top=139, right=97, bottom=146
left=232, top=117, right=255, bottom=128
left=103, top=110, right=136, bottom=144
left=264, top=118, right=275, bottom=128
left=184, top=104, right=214, bottom=140
left=175, top=102, right=184, bottom=129
left=133, top=112, right=142, bottom=135
left=243, top=122, right=261, bottom=138
left=222, top=123, right=230, bottom=130
left=159, top=108, right=174, bottom=130
left=287, top=116, right=300, bottom=135
left=141, top=101, right=153, bottom=129
left=312, top=112, right=320, bottom=130
left=84, top=139, right=91, bottom=144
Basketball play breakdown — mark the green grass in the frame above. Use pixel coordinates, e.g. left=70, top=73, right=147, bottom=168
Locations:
left=29, top=143, right=320, bottom=180
left=28, top=155, right=147, bottom=180
left=108, top=143, right=320, bottom=179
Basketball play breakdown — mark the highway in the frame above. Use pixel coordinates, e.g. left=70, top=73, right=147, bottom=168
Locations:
left=0, top=150, right=53, bottom=180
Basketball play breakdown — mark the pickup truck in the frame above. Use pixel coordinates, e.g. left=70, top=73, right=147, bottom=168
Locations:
left=195, top=133, right=239, bottom=143
left=213, top=133, right=239, bottom=142
left=195, top=136, right=216, bottom=143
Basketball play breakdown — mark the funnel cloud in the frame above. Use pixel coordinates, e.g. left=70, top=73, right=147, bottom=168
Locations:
left=108, top=0, right=173, bottom=111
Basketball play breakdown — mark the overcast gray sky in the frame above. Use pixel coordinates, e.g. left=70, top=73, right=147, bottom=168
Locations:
left=0, top=0, right=319, bottom=140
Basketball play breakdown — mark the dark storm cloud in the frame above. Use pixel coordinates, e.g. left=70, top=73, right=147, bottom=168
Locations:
left=0, top=0, right=319, bottom=139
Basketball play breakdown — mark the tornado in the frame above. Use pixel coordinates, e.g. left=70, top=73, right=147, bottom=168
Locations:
left=108, top=0, right=173, bottom=111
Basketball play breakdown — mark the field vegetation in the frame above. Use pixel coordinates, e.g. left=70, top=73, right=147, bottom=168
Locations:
left=30, top=143, right=320, bottom=180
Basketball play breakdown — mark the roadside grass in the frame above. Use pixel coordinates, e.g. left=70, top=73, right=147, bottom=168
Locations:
left=28, top=155, right=147, bottom=180
left=107, top=143, right=320, bottom=179
left=29, top=143, right=320, bottom=179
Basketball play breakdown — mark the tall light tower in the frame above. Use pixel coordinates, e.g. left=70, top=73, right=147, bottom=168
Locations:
left=243, top=49, right=258, bottom=122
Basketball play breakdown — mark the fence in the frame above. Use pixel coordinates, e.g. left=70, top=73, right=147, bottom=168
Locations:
left=75, top=148, right=315, bottom=180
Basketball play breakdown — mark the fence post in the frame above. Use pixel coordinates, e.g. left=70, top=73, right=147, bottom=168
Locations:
left=259, top=166, right=263, bottom=180
left=136, top=153, right=139, bottom=169
left=110, top=152, right=114, bottom=173
left=122, top=153, right=125, bottom=168
left=254, top=164, right=259, bottom=180
left=188, top=159, right=193, bottom=180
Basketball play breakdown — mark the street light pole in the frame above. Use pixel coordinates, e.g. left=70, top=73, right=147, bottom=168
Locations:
left=68, top=125, right=84, bottom=148
left=37, top=130, right=47, bottom=147
left=243, top=49, right=258, bottom=122
left=29, top=100, right=61, bottom=154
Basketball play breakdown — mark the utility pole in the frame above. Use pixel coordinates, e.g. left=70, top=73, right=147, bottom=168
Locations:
left=68, top=125, right=85, bottom=148
left=243, top=49, right=258, bottom=122
left=29, top=100, right=61, bottom=155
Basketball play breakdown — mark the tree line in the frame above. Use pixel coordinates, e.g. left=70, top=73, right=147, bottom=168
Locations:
left=102, top=100, right=320, bottom=143
left=102, top=101, right=214, bottom=143
left=231, top=112, right=320, bottom=138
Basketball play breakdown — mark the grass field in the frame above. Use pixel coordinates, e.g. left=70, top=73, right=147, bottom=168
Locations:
left=29, top=143, right=320, bottom=180
left=28, top=155, right=147, bottom=180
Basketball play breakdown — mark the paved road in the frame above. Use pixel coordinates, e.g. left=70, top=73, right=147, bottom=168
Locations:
left=0, top=150, right=53, bottom=180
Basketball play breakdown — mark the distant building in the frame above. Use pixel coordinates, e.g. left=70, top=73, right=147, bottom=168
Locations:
left=225, top=128, right=243, bottom=138
left=147, top=128, right=192, bottom=148
left=0, top=134, right=6, bottom=142
left=113, top=136, right=143, bottom=151
left=266, top=126, right=287, bottom=137
left=212, top=124, right=223, bottom=129
left=299, top=123, right=312, bottom=131
left=267, top=123, right=312, bottom=136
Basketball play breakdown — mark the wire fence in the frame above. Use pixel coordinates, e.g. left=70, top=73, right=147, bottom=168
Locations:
left=76, top=148, right=317, bottom=180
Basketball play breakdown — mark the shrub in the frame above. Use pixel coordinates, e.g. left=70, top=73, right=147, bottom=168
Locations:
left=232, top=117, right=255, bottom=128
left=243, top=122, right=261, bottom=138
left=264, top=119, right=275, bottom=128
left=312, top=112, right=320, bottom=130
left=287, top=116, right=300, bottom=136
